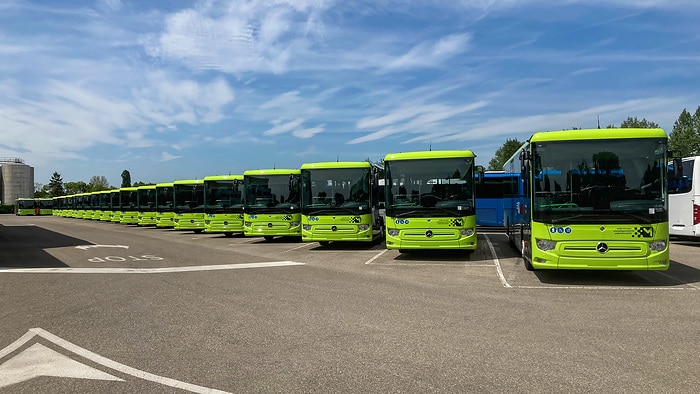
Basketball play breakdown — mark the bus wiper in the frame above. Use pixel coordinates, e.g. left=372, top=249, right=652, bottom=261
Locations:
left=550, top=214, right=595, bottom=224
left=612, top=210, right=654, bottom=223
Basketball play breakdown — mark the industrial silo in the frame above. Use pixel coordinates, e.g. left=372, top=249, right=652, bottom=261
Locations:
left=1, top=158, right=34, bottom=204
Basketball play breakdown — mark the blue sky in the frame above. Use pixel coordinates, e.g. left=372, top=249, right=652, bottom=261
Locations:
left=2, top=0, right=699, bottom=187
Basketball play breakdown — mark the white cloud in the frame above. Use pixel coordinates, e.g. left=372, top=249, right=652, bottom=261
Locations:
left=263, top=118, right=305, bottom=136
left=293, top=124, right=324, bottom=138
left=159, top=151, right=182, bottom=162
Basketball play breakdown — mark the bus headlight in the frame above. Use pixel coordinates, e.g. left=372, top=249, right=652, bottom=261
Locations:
left=649, top=241, right=667, bottom=252
left=358, top=224, right=369, bottom=231
left=303, top=224, right=311, bottom=231
left=460, top=228, right=474, bottom=236
left=536, top=239, right=556, bottom=251
left=388, top=229, right=399, bottom=237
left=290, top=221, right=300, bottom=227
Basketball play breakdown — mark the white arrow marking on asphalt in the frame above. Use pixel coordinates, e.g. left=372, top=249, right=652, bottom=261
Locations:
left=0, top=328, right=231, bottom=393
left=0, top=343, right=123, bottom=388
left=0, top=261, right=304, bottom=274
left=75, top=244, right=130, bottom=250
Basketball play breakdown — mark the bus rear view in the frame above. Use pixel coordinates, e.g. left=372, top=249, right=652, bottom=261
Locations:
left=384, top=150, right=478, bottom=253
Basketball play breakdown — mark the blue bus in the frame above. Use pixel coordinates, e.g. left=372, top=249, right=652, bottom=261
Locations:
left=475, top=171, right=509, bottom=227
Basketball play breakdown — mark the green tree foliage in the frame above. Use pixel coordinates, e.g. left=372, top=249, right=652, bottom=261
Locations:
left=619, top=116, right=659, bottom=129
left=121, top=170, right=131, bottom=188
left=34, top=183, right=50, bottom=198
left=49, top=172, right=65, bottom=197
left=489, top=138, right=523, bottom=170
left=89, top=175, right=110, bottom=191
left=64, top=181, right=89, bottom=195
left=669, top=107, right=700, bottom=157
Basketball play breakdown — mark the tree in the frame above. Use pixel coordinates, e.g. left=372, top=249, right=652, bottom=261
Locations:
left=64, top=181, right=89, bottom=195
left=619, top=116, right=659, bottom=129
left=89, top=175, right=110, bottom=192
left=49, top=172, right=65, bottom=197
left=669, top=107, right=700, bottom=157
left=121, top=170, right=131, bottom=188
left=488, top=138, right=523, bottom=170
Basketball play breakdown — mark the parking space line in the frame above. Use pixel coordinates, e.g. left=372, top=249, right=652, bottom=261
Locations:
left=364, top=249, right=388, bottom=265
left=483, top=234, right=511, bottom=288
left=284, top=243, right=313, bottom=253
left=0, top=261, right=304, bottom=274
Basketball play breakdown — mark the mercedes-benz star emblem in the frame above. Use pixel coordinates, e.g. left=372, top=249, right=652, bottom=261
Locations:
left=425, top=230, right=433, bottom=238
left=596, top=242, right=609, bottom=254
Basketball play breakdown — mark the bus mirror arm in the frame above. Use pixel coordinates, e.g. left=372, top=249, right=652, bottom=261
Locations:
left=475, top=165, right=485, bottom=184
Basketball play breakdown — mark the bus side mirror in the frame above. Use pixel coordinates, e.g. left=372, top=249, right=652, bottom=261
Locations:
left=519, top=150, right=531, bottom=174
left=672, top=157, right=683, bottom=178
left=475, top=165, right=485, bottom=184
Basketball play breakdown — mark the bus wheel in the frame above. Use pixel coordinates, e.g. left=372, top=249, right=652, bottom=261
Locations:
left=524, top=258, right=535, bottom=271
left=264, top=236, right=274, bottom=241
left=398, top=249, right=408, bottom=254
left=194, top=229, right=203, bottom=234
left=319, top=241, right=330, bottom=246
left=224, top=232, right=234, bottom=237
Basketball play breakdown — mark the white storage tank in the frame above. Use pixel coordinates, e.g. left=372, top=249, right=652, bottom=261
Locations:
left=1, top=158, right=34, bottom=204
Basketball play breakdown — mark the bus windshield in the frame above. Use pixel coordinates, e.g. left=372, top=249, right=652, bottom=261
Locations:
left=532, top=138, right=667, bottom=224
left=385, top=157, right=475, bottom=218
left=244, top=174, right=300, bottom=212
left=156, top=187, right=173, bottom=211
left=301, top=167, right=371, bottom=215
left=205, top=180, right=243, bottom=212
left=174, top=184, right=205, bottom=213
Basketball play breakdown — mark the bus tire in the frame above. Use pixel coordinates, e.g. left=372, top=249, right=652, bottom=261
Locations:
left=264, top=236, right=274, bottom=241
left=194, top=229, right=203, bottom=233
left=319, top=241, right=330, bottom=246
left=224, top=232, right=234, bottom=237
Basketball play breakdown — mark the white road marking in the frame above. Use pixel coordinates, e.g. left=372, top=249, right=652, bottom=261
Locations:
left=0, top=343, right=123, bottom=388
left=484, top=234, right=511, bottom=288
left=0, top=261, right=304, bottom=274
left=284, top=243, right=312, bottom=253
left=364, top=249, right=388, bottom=265
left=0, top=328, right=230, bottom=393
left=75, top=244, right=129, bottom=250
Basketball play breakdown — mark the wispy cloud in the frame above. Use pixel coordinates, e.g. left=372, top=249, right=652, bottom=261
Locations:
left=159, top=151, right=182, bottom=162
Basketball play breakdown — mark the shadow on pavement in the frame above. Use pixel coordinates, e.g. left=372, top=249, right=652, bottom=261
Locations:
left=0, top=224, right=90, bottom=268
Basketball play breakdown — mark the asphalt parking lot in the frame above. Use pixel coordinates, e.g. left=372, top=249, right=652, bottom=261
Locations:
left=1, top=215, right=699, bottom=393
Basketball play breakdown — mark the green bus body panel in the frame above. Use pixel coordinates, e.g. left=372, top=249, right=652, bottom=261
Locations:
left=384, top=150, right=478, bottom=251
left=244, top=212, right=301, bottom=237
left=155, top=183, right=175, bottom=228
left=383, top=150, right=476, bottom=161
left=385, top=215, right=477, bottom=250
left=173, top=179, right=204, bottom=185
left=509, top=127, right=671, bottom=270
left=243, top=169, right=301, bottom=176
left=203, top=175, right=244, bottom=234
left=300, top=162, right=371, bottom=170
left=530, top=222, right=670, bottom=270
left=137, top=185, right=157, bottom=226
left=530, top=128, right=667, bottom=143
left=302, top=213, right=374, bottom=242
left=300, top=161, right=376, bottom=243
left=205, top=212, right=244, bottom=234
left=203, top=175, right=244, bottom=181
left=243, top=169, right=301, bottom=237
left=174, top=212, right=206, bottom=230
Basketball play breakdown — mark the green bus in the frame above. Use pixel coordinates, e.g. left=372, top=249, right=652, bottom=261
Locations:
left=15, top=198, right=36, bottom=216
left=108, top=189, right=121, bottom=222
left=155, top=182, right=175, bottom=228
left=37, top=198, right=53, bottom=215
left=300, top=161, right=384, bottom=245
left=503, top=128, right=670, bottom=270
left=85, top=192, right=99, bottom=219
left=204, top=175, right=244, bottom=237
left=384, top=150, right=480, bottom=253
left=243, top=169, right=301, bottom=240
left=173, top=179, right=205, bottom=232
left=118, top=187, right=140, bottom=224
left=137, top=185, right=158, bottom=226
left=74, top=193, right=89, bottom=219
left=52, top=196, right=65, bottom=217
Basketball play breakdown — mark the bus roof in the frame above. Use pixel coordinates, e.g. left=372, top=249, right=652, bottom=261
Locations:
left=119, top=187, right=139, bottom=191
left=300, top=161, right=371, bottom=170
left=383, top=150, right=476, bottom=161
left=203, top=174, right=244, bottom=181
left=173, top=179, right=204, bottom=185
left=137, top=185, right=157, bottom=190
left=156, top=182, right=174, bottom=187
left=530, top=128, right=667, bottom=143
left=243, top=169, right=301, bottom=176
